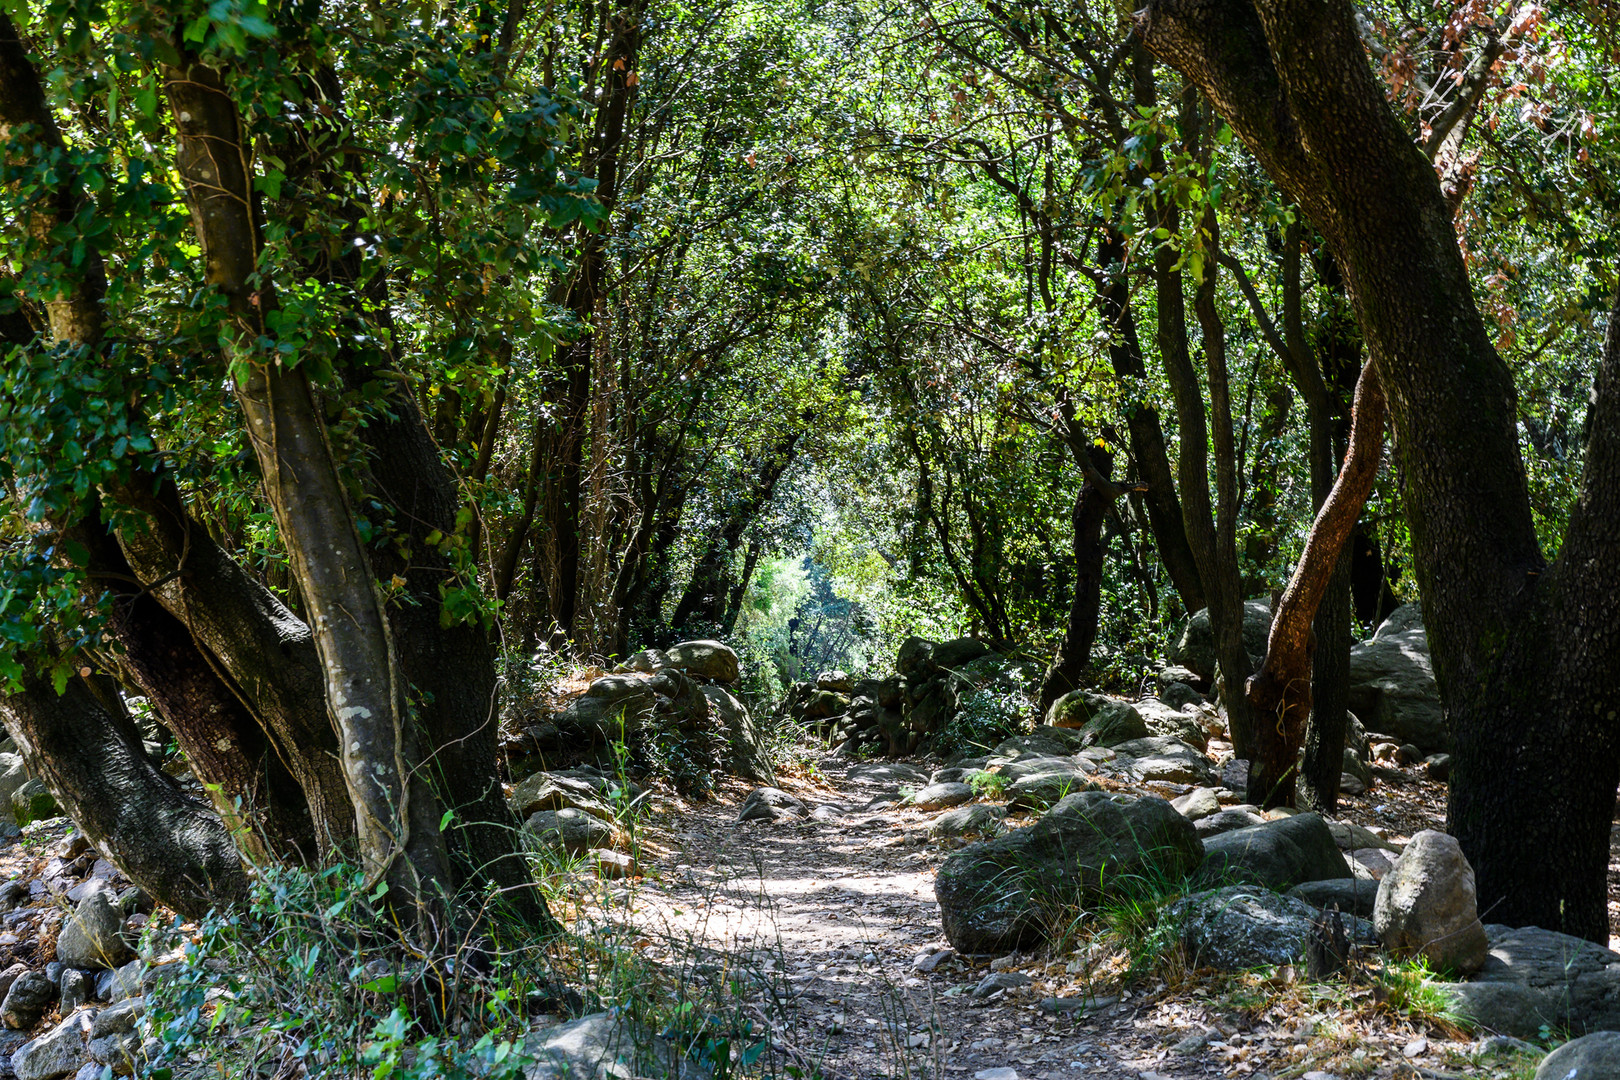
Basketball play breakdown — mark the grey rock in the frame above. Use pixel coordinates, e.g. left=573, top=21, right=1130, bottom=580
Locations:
left=509, top=774, right=616, bottom=821
left=107, top=961, right=145, bottom=1002
left=847, top=762, right=928, bottom=786
left=1044, top=692, right=1148, bottom=747
left=1172, top=599, right=1273, bottom=681
left=1348, top=627, right=1446, bottom=752
left=55, top=970, right=88, bottom=1016
left=1195, top=807, right=1267, bottom=838
left=702, top=685, right=775, bottom=784
left=1197, top=812, right=1351, bottom=890
left=1437, top=925, right=1620, bottom=1039
left=735, top=788, right=807, bottom=823
left=0, top=883, right=25, bottom=913
left=1158, top=680, right=1205, bottom=710
left=1110, top=736, right=1220, bottom=786
left=1006, top=768, right=1099, bottom=811
left=1374, top=829, right=1488, bottom=975
left=908, top=783, right=974, bottom=811
left=1134, top=699, right=1210, bottom=752
left=1287, top=878, right=1380, bottom=920
left=0, top=760, right=29, bottom=827
left=1192, top=806, right=1263, bottom=841
left=1473, top=1034, right=1541, bottom=1059
left=913, top=949, right=954, bottom=973
left=930, top=768, right=969, bottom=784
left=71, top=1062, right=100, bottom=1080
left=998, top=755, right=1086, bottom=783
left=986, top=727, right=1089, bottom=761
left=664, top=640, right=740, bottom=684
left=0, top=973, right=54, bottom=1030
left=520, top=1010, right=709, bottom=1080
left=934, top=791, right=1204, bottom=954
left=929, top=805, right=1005, bottom=840
left=1424, top=754, right=1452, bottom=782
left=1374, top=603, right=1424, bottom=639
left=88, top=999, right=141, bottom=1040
left=1171, top=787, right=1222, bottom=822
left=1171, top=885, right=1375, bottom=971
left=522, top=809, right=613, bottom=854
left=11, top=1014, right=91, bottom=1080
left=1535, top=1031, right=1620, bottom=1078
left=0, top=966, right=27, bottom=1004
left=87, top=1031, right=138, bottom=1077
left=556, top=677, right=659, bottom=738
left=617, top=648, right=670, bottom=675
left=10, top=782, right=57, bottom=828
left=971, top=971, right=1031, bottom=998
left=897, top=637, right=936, bottom=677
left=933, top=638, right=992, bottom=669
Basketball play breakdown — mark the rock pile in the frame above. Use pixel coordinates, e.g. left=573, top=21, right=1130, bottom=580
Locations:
left=781, top=638, right=1039, bottom=756
left=502, top=640, right=775, bottom=787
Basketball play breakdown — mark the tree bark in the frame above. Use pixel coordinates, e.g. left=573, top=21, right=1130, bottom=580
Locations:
left=1137, top=0, right=1620, bottom=936
left=0, top=675, right=247, bottom=919
left=1247, top=360, right=1386, bottom=807
left=1096, top=226, right=1206, bottom=617
left=1038, top=446, right=1117, bottom=715
left=165, top=58, right=452, bottom=930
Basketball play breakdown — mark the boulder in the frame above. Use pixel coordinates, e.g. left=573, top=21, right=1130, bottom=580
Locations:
left=1535, top=1031, right=1620, bottom=1079
left=1287, top=878, right=1380, bottom=920
left=735, top=788, right=806, bottom=823
left=987, top=727, right=1089, bottom=761
left=521, top=1011, right=709, bottom=1080
left=11, top=781, right=57, bottom=827
left=663, top=640, right=740, bottom=684
left=848, top=762, right=928, bottom=786
left=1171, top=788, right=1221, bottom=822
left=0, top=758, right=29, bottom=826
left=999, top=755, right=1089, bottom=783
left=1044, top=692, right=1149, bottom=747
left=1197, top=812, right=1351, bottom=890
left=929, top=805, right=1005, bottom=840
left=934, top=792, right=1204, bottom=954
left=1110, top=737, right=1220, bottom=786
left=88, top=999, right=141, bottom=1041
left=702, top=686, right=775, bottom=784
left=1171, top=885, right=1375, bottom=972
left=1006, top=769, right=1100, bottom=811
left=896, top=637, right=936, bottom=677
left=1374, top=603, right=1424, bottom=639
left=618, top=648, right=670, bottom=675
left=556, top=676, right=658, bottom=738
left=1172, top=599, right=1273, bottom=681
left=1438, top=925, right=1620, bottom=1039
left=11, top=1014, right=91, bottom=1080
left=933, top=638, right=993, bottom=669
left=0, top=973, right=53, bottom=1030
left=522, top=809, right=613, bottom=854
left=908, top=783, right=974, bottom=811
left=1373, top=830, right=1488, bottom=975
left=1195, top=807, right=1267, bottom=838
left=1159, top=682, right=1205, bottom=711
left=57, top=885, right=135, bottom=971
left=816, top=670, right=853, bottom=694
left=1133, top=700, right=1210, bottom=752
left=1348, top=627, right=1446, bottom=752
left=56, top=970, right=89, bottom=1016
left=509, top=774, right=616, bottom=821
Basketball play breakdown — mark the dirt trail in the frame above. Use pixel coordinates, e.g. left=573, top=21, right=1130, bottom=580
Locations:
left=607, top=757, right=1295, bottom=1080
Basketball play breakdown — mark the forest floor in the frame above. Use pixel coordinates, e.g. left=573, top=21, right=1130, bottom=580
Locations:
left=552, top=749, right=1557, bottom=1080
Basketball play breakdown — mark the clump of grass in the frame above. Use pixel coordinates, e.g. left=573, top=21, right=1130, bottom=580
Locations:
left=965, top=770, right=1009, bottom=800
left=1373, top=954, right=1473, bottom=1034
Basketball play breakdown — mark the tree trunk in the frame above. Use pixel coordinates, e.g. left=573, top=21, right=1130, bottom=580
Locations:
left=1248, top=361, right=1386, bottom=808
left=1138, top=0, right=1620, bottom=937
left=1096, top=224, right=1206, bottom=617
left=1038, top=446, right=1115, bottom=715
left=166, top=59, right=453, bottom=930
left=1300, top=547, right=1353, bottom=810
left=0, top=676, right=247, bottom=919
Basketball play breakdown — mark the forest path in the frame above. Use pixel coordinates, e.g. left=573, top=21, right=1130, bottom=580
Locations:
left=600, top=757, right=1264, bottom=1080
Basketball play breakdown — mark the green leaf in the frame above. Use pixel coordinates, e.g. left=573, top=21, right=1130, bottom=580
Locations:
left=134, top=84, right=157, bottom=120
left=360, top=975, right=398, bottom=993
